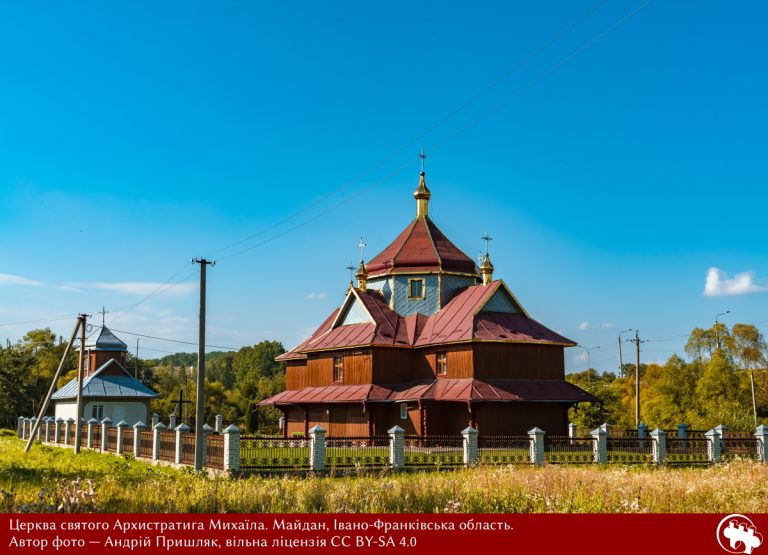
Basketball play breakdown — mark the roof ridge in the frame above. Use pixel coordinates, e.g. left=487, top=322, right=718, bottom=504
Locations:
left=421, top=216, right=442, bottom=271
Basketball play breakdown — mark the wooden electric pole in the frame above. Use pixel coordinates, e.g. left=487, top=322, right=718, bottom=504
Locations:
left=25, top=317, right=83, bottom=453
left=73, top=313, right=87, bottom=454
left=192, top=258, right=214, bottom=471
left=635, top=332, right=640, bottom=427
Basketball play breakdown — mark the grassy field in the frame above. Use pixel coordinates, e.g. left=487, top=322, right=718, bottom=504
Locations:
left=1, top=432, right=766, bottom=513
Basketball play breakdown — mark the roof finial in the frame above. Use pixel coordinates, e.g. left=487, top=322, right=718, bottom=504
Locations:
left=355, top=260, right=368, bottom=290
left=481, top=232, right=493, bottom=255
left=414, top=151, right=431, bottom=219
left=99, top=306, right=109, bottom=326
left=480, top=233, right=494, bottom=286
left=358, top=237, right=366, bottom=261
left=346, top=261, right=355, bottom=284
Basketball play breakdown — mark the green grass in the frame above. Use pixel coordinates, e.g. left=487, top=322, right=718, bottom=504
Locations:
left=2, top=433, right=768, bottom=513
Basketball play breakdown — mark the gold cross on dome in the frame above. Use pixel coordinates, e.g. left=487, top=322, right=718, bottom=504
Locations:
left=358, top=237, right=367, bottom=261
left=418, top=149, right=427, bottom=173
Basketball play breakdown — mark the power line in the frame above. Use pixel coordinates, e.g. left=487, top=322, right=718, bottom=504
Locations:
left=215, top=0, right=654, bottom=265
left=108, top=327, right=238, bottom=351
left=203, top=0, right=610, bottom=261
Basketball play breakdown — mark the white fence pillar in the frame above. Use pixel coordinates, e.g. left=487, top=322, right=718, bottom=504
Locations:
left=528, top=427, right=545, bottom=466
left=462, top=427, right=478, bottom=466
left=152, top=422, right=167, bottom=461
left=63, top=418, right=73, bottom=445
left=151, top=413, right=159, bottom=429
left=101, top=417, right=113, bottom=451
left=388, top=425, right=405, bottom=469
left=175, top=423, right=191, bottom=464
left=215, top=414, right=224, bottom=434
left=650, top=428, right=666, bottom=465
left=568, top=422, right=577, bottom=444
left=54, top=417, right=63, bottom=443
left=23, top=418, right=30, bottom=439
left=309, top=425, right=326, bottom=472
left=706, top=429, right=721, bottom=463
left=591, top=427, right=607, bottom=464
left=43, top=417, right=52, bottom=442
left=223, top=424, right=240, bottom=472
left=202, top=424, right=213, bottom=465
left=754, top=425, right=767, bottom=463
left=17, top=416, right=24, bottom=438
left=86, top=418, right=98, bottom=449
left=115, top=420, right=129, bottom=455
left=30, top=417, right=38, bottom=441
left=133, top=421, right=146, bottom=458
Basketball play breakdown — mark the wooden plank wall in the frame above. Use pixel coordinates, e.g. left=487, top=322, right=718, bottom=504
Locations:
left=286, top=350, right=373, bottom=388
left=473, top=343, right=564, bottom=379
left=421, top=345, right=474, bottom=379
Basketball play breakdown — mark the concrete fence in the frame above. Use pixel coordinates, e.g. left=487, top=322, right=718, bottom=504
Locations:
left=16, top=417, right=768, bottom=474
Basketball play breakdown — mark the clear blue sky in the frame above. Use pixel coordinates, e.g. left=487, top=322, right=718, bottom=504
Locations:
left=1, top=1, right=766, bottom=373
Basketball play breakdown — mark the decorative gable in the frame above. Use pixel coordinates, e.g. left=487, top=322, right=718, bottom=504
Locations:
left=480, top=285, right=523, bottom=314
left=335, top=293, right=374, bottom=326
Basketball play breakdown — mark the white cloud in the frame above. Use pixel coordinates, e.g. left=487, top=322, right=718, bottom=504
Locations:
left=703, top=267, right=767, bottom=297
left=304, top=292, right=327, bottom=301
left=577, top=321, right=589, bottom=331
left=572, top=352, right=588, bottom=363
left=601, top=322, right=614, bottom=329
left=70, top=281, right=198, bottom=297
left=0, top=273, right=44, bottom=286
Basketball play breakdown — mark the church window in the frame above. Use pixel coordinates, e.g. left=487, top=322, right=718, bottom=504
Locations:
left=436, top=352, right=447, bottom=376
left=91, top=404, right=104, bottom=420
left=408, top=278, right=425, bottom=300
left=400, top=404, right=408, bottom=420
left=333, top=356, right=344, bottom=383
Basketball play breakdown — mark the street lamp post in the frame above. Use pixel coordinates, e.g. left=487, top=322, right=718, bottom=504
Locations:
left=715, top=311, right=730, bottom=351
left=618, top=329, right=633, bottom=377
left=577, top=345, right=601, bottom=386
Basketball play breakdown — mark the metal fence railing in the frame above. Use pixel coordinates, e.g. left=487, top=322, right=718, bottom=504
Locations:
left=121, top=428, right=134, bottom=454
left=240, top=437, right=311, bottom=470
left=545, top=436, right=594, bottom=464
left=403, top=435, right=464, bottom=468
left=206, top=434, right=224, bottom=469
left=721, top=437, right=760, bottom=462
left=105, top=428, right=118, bottom=453
left=325, top=436, right=390, bottom=469
left=477, top=435, right=532, bottom=465
left=666, top=437, right=710, bottom=465
left=607, top=437, right=653, bottom=464
left=159, top=431, right=175, bottom=462
left=140, top=431, right=153, bottom=458
left=181, top=433, right=196, bottom=465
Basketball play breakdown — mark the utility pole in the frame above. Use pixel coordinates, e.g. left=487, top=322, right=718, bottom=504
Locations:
left=135, top=338, right=139, bottom=380
left=635, top=332, right=640, bottom=427
left=25, top=317, right=83, bottom=453
left=73, top=313, right=87, bottom=454
left=618, top=329, right=633, bottom=378
left=192, top=258, right=214, bottom=472
left=715, top=310, right=730, bottom=351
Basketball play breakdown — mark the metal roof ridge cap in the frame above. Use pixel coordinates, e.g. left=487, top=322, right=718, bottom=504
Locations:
left=421, top=216, right=443, bottom=270
left=388, top=218, right=419, bottom=267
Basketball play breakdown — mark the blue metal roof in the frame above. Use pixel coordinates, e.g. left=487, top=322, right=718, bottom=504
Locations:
left=84, top=326, right=128, bottom=351
left=52, top=358, right=157, bottom=400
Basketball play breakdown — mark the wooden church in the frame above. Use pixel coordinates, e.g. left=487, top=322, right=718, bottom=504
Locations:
left=52, top=325, right=157, bottom=425
left=261, top=169, right=597, bottom=436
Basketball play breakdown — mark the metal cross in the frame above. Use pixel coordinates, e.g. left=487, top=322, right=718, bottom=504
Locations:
left=358, top=237, right=367, bottom=261
left=98, top=306, right=109, bottom=326
left=481, top=233, right=493, bottom=255
left=174, top=387, right=192, bottom=425
left=346, top=262, right=355, bottom=282
left=418, top=149, right=427, bottom=173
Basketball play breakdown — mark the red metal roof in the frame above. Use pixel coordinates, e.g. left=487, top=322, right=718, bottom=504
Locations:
left=277, top=281, right=574, bottom=360
left=366, top=217, right=477, bottom=277
left=260, top=378, right=598, bottom=405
